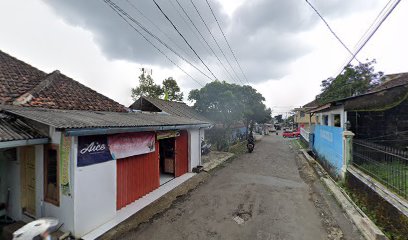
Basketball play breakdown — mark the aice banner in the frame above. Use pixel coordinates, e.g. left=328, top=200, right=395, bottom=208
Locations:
left=108, top=132, right=155, bottom=159
left=78, top=135, right=112, bottom=167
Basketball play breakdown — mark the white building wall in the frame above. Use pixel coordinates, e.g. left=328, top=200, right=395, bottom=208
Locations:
left=188, top=129, right=200, bottom=172
left=5, top=148, right=21, bottom=220
left=42, top=129, right=75, bottom=233
left=73, top=136, right=117, bottom=238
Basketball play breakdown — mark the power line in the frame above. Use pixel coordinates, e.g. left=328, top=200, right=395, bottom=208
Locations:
left=104, top=0, right=213, bottom=83
left=152, top=0, right=218, bottom=80
left=305, top=0, right=361, bottom=64
left=169, top=0, right=213, bottom=58
left=102, top=0, right=204, bottom=87
left=174, top=0, right=238, bottom=84
left=125, top=0, right=197, bottom=65
left=205, top=0, right=250, bottom=84
left=336, top=0, right=401, bottom=76
left=189, top=0, right=243, bottom=84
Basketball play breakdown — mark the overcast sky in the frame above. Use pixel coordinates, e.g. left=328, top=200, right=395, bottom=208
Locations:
left=0, top=0, right=407, bottom=116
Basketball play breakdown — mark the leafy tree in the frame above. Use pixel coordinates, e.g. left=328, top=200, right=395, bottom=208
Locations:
left=188, top=81, right=243, bottom=128
left=131, top=73, right=163, bottom=101
left=162, top=77, right=184, bottom=101
left=318, top=59, right=384, bottom=104
left=188, top=81, right=271, bottom=149
left=275, top=114, right=283, bottom=123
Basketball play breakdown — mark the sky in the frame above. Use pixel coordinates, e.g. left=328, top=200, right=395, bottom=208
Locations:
left=0, top=0, right=407, bottom=117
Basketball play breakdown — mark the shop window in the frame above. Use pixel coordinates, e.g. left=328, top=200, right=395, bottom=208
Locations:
left=44, top=144, right=59, bottom=206
left=334, top=114, right=341, bottom=127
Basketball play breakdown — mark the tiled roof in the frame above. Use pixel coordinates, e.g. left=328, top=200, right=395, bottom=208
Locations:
left=130, top=96, right=210, bottom=122
left=3, top=106, right=210, bottom=129
left=0, top=50, right=46, bottom=104
left=0, top=113, right=47, bottom=142
left=0, top=50, right=127, bottom=112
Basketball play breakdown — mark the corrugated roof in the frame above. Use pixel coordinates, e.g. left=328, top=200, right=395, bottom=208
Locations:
left=0, top=113, right=47, bottom=142
left=2, top=106, right=210, bottom=129
left=130, top=96, right=211, bottom=122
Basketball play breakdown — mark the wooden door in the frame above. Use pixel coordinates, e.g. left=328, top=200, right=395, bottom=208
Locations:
left=175, top=130, right=189, bottom=177
left=21, top=146, right=36, bottom=217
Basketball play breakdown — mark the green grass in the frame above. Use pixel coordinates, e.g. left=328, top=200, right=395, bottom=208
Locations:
left=291, top=138, right=308, bottom=150
left=356, top=161, right=408, bottom=199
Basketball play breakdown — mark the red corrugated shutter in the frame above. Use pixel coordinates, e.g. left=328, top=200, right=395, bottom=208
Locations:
left=116, top=140, right=160, bottom=210
left=175, top=130, right=189, bottom=177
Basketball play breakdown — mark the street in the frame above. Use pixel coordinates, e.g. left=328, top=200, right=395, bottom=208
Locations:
left=119, top=135, right=362, bottom=240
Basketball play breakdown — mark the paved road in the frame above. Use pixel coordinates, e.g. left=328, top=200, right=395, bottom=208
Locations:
left=120, top=135, right=362, bottom=240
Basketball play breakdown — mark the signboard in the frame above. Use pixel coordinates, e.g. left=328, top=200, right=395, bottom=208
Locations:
left=157, top=130, right=180, bottom=140
left=60, top=135, right=71, bottom=195
left=108, top=132, right=155, bottom=159
left=78, top=135, right=112, bottom=167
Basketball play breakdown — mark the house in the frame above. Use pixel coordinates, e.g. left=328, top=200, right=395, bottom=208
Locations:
left=306, top=72, right=408, bottom=179
left=293, top=99, right=318, bottom=131
left=0, top=50, right=211, bottom=238
left=130, top=96, right=212, bottom=147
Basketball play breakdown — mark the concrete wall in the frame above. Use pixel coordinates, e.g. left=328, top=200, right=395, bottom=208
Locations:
left=188, top=129, right=200, bottom=172
left=73, top=136, right=117, bottom=238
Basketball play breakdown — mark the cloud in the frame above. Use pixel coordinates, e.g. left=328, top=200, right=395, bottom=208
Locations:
left=42, top=0, right=378, bottom=84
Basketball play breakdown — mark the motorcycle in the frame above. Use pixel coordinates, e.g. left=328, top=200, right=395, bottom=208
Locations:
left=247, top=133, right=255, bottom=153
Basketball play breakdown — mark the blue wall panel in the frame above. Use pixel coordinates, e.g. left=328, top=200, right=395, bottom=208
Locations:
left=312, top=125, right=343, bottom=177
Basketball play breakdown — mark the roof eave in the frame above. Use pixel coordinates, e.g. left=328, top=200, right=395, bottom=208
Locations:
left=64, top=123, right=212, bottom=137
left=0, top=138, right=49, bottom=149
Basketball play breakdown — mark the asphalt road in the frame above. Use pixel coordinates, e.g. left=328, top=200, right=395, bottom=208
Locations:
left=120, top=135, right=362, bottom=240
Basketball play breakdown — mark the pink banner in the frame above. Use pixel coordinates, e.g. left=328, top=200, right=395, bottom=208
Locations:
left=108, top=132, right=155, bottom=159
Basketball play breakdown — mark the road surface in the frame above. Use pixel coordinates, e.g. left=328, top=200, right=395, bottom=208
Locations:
left=120, top=135, right=362, bottom=240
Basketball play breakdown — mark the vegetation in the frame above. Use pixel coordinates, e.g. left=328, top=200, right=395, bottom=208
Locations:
left=162, top=77, right=183, bottom=101
left=131, top=73, right=183, bottom=101
left=317, top=59, right=384, bottom=104
left=188, top=81, right=271, bottom=150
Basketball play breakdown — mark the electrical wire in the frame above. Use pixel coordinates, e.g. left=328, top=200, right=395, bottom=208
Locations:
left=103, top=0, right=204, bottom=87
left=336, top=0, right=401, bottom=76
left=125, top=0, right=197, bottom=65
left=305, top=0, right=361, bottom=64
left=104, top=0, right=213, bottom=83
left=174, top=0, right=238, bottom=84
left=189, top=0, right=243, bottom=85
left=152, top=0, right=218, bottom=80
left=205, top=0, right=250, bottom=84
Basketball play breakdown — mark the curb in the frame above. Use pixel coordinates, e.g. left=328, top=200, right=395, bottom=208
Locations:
left=300, top=149, right=389, bottom=240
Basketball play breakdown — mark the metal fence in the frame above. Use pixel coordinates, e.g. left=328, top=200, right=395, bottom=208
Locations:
left=352, top=139, right=408, bottom=199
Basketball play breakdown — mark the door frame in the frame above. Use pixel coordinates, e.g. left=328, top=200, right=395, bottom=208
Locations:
left=20, top=146, right=36, bottom=218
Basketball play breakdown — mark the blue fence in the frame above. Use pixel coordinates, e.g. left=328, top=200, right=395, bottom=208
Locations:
left=312, top=125, right=343, bottom=177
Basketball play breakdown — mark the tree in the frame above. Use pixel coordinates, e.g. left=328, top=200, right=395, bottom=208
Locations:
left=162, top=77, right=184, bottom=101
left=131, top=73, right=163, bottom=101
left=318, top=59, right=384, bottom=104
left=275, top=115, right=283, bottom=123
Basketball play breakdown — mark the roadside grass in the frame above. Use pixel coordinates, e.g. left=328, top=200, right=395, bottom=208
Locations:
left=228, top=140, right=247, bottom=155
left=343, top=183, right=408, bottom=240
left=291, top=138, right=308, bottom=150
left=355, top=162, right=408, bottom=200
